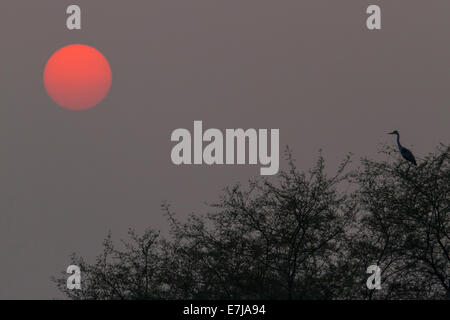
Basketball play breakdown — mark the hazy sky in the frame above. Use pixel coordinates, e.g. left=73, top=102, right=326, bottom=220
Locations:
left=0, top=1, right=449, bottom=299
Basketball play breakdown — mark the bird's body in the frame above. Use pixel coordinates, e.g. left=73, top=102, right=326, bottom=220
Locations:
left=388, top=130, right=417, bottom=165
left=399, top=146, right=417, bottom=166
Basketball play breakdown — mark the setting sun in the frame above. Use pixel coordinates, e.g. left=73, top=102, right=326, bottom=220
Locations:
left=43, top=44, right=112, bottom=110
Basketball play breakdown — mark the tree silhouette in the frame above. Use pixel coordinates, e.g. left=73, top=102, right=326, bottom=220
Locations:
left=346, top=144, right=449, bottom=299
left=55, top=145, right=449, bottom=300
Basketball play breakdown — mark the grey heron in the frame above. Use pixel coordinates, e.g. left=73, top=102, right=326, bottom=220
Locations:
left=388, top=130, right=417, bottom=166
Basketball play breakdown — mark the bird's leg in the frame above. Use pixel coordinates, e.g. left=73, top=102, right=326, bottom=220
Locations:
left=405, top=163, right=412, bottom=175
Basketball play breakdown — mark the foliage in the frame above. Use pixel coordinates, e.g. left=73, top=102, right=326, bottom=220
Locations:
left=55, top=145, right=449, bottom=300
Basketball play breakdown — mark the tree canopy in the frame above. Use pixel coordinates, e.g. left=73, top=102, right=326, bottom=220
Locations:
left=55, top=145, right=449, bottom=300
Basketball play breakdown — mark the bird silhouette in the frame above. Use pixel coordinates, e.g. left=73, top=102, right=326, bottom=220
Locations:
left=388, top=130, right=417, bottom=165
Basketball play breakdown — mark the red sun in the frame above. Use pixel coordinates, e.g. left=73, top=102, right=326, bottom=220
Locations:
left=44, top=44, right=112, bottom=110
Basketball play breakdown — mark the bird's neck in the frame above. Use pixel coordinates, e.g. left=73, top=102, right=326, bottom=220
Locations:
left=396, top=133, right=402, bottom=148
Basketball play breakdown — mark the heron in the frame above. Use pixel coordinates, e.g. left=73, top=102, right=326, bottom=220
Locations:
left=388, top=130, right=417, bottom=166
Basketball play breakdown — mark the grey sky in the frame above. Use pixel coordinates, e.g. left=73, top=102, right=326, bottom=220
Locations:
left=0, top=1, right=448, bottom=299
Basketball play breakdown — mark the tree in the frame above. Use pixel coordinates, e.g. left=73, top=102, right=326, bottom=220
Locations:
left=55, top=230, right=171, bottom=299
left=163, top=150, right=356, bottom=299
left=55, top=145, right=449, bottom=300
left=347, top=144, right=449, bottom=299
